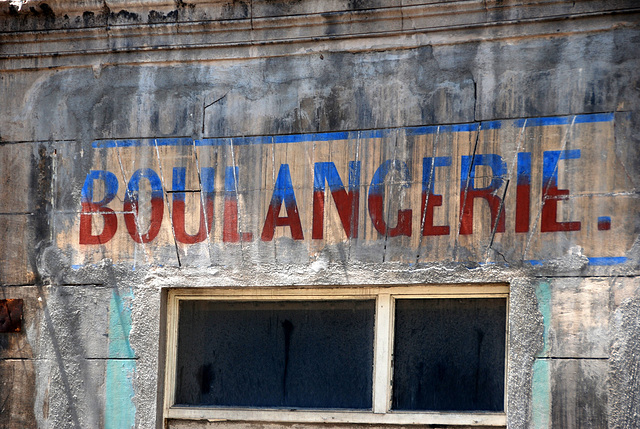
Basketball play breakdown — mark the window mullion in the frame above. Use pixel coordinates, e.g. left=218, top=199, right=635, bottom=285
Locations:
left=372, top=293, right=393, bottom=413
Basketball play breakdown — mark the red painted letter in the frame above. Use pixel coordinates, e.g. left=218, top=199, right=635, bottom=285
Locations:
left=123, top=169, right=164, bottom=243
left=368, top=160, right=412, bottom=237
left=312, top=161, right=360, bottom=239
left=261, top=164, right=304, bottom=241
left=172, top=167, right=215, bottom=244
left=224, top=166, right=253, bottom=242
left=459, top=154, right=506, bottom=235
left=421, top=157, right=451, bottom=236
left=541, top=150, right=581, bottom=232
left=79, top=170, right=119, bottom=245
left=515, top=152, right=531, bottom=233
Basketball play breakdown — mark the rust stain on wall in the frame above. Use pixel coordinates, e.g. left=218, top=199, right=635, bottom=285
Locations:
left=0, top=299, right=23, bottom=333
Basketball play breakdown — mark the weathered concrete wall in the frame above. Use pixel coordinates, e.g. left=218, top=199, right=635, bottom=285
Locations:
left=1, top=1, right=639, bottom=428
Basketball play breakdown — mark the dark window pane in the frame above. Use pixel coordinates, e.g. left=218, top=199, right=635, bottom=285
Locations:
left=392, top=298, right=506, bottom=412
left=175, top=300, right=375, bottom=409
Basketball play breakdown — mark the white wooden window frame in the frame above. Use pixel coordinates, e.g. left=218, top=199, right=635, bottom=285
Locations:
left=163, top=284, right=509, bottom=426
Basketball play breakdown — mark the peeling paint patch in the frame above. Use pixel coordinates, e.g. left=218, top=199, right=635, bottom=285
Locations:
left=105, top=289, right=136, bottom=429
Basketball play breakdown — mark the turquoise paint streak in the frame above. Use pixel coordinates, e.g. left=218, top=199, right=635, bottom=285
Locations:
left=531, top=281, right=552, bottom=428
left=535, top=281, right=551, bottom=357
left=531, top=359, right=551, bottom=429
left=105, top=289, right=136, bottom=429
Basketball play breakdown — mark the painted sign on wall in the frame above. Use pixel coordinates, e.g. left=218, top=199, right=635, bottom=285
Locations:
left=60, top=113, right=636, bottom=267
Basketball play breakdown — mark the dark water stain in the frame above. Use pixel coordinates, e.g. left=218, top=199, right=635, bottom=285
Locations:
left=222, top=1, right=248, bottom=19
left=39, top=3, right=55, bottom=18
left=110, top=10, right=139, bottom=22
left=348, top=0, right=371, bottom=10
left=281, top=319, right=294, bottom=400
left=175, top=0, right=196, bottom=10
left=474, top=328, right=485, bottom=404
left=198, top=363, right=213, bottom=395
left=28, top=145, right=53, bottom=284
left=148, top=9, right=178, bottom=23
left=82, top=11, right=95, bottom=26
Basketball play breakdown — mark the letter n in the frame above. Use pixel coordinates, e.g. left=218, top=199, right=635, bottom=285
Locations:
left=312, top=161, right=360, bottom=239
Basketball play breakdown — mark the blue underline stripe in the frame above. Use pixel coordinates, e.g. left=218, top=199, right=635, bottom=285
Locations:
left=526, top=256, right=627, bottom=266
left=515, top=112, right=614, bottom=128
left=587, top=256, right=628, bottom=265
left=92, top=112, right=614, bottom=149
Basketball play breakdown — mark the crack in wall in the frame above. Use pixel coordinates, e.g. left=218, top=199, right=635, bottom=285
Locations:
left=452, top=123, right=481, bottom=261
left=114, top=144, right=150, bottom=269
left=415, top=126, right=440, bottom=264
left=381, top=129, right=399, bottom=263
left=347, top=130, right=362, bottom=263
left=270, top=135, right=277, bottom=263
left=153, top=139, right=181, bottom=267
left=472, top=75, right=478, bottom=122
left=484, top=179, right=509, bottom=263
left=523, top=116, right=576, bottom=260
left=201, top=92, right=229, bottom=135
left=481, top=118, right=528, bottom=263
left=228, top=136, right=248, bottom=260
left=192, top=139, right=214, bottom=263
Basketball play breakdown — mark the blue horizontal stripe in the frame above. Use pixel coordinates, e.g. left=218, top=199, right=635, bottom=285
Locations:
left=195, top=130, right=395, bottom=146
left=575, top=112, right=615, bottom=123
left=516, top=116, right=570, bottom=127
left=405, top=123, right=479, bottom=136
left=587, top=256, right=628, bottom=266
left=92, top=138, right=193, bottom=148
left=515, top=112, right=614, bottom=128
left=481, top=120, right=503, bottom=130
left=526, top=256, right=627, bottom=266
left=92, top=112, right=613, bottom=149
left=156, top=138, right=193, bottom=146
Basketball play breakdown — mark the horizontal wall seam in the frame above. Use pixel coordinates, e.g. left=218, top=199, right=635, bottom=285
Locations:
left=0, top=212, right=35, bottom=216
left=0, top=357, right=140, bottom=361
left=535, top=357, right=610, bottom=360
left=84, top=357, right=139, bottom=360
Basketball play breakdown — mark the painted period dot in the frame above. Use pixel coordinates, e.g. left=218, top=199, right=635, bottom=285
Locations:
left=597, top=216, right=611, bottom=231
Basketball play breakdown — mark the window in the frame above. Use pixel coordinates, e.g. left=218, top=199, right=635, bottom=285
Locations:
left=164, top=285, right=508, bottom=426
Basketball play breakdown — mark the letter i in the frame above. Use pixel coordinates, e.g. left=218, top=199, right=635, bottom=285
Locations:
left=515, top=152, right=531, bottom=233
